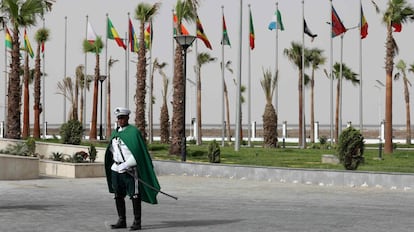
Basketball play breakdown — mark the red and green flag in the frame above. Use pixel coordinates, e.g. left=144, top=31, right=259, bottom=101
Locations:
left=392, top=22, right=402, bottom=32
left=222, top=14, right=231, bottom=47
left=196, top=15, right=212, bottom=50
left=331, top=6, right=347, bottom=37
left=144, top=21, right=153, bottom=49
left=107, top=17, right=126, bottom=50
left=360, top=6, right=368, bottom=39
left=24, top=29, right=34, bottom=58
left=5, top=27, right=12, bottom=49
left=128, top=18, right=139, bottom=53
left=249, top=8, right=255, bottom=50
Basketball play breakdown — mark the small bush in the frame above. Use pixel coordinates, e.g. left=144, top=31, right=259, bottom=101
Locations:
left=337, top=127, right=365, bottom=170
left=60, top=120, right=83, bottom=145
left=207, top=140, right=220, bottom=163
left=88, top=144, right=97, bottom=162
left=51, top=152, right=64, bottom=161
left=72, top=151, right=89, bottom=163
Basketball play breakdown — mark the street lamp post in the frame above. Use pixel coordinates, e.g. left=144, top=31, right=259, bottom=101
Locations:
left=99, top=75, right=107, bottom=140
left=174, top=34, right=196, bottom=162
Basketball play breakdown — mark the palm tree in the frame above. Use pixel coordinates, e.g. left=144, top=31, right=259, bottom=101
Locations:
left=260, top=68, right=278, bottom=148
left=83, top=37, right=104, bottom=140
left=134, top=2, right=160, bottom=140
left=381, top=0, right=414, bottom=153
left=158, top=62, right=170, bottom=144
left=222, top=61, right=233, bottom=143
left=396, top=60, right=411, bottom=145
left=56, top=77, right=76, bottom=120
left=332, top=62, right=359, bottom=143
left=195, top=52, right=216, bottom=145
left=0, top=0, right=54, bottom=139
left=308, top=47, right=326, bottom=143
left=33, top=28, right=50, bottom=139
left=22, top=41, right=31, bottom=139
left=150, top=58, right=167, bottom=143
left=106, top=57, right=118, bottom=139
left=283, top=42, right=310, bottom=148
left=170, top=0, right=198, bottom=155
left=75, top=65, right=92, bottom=125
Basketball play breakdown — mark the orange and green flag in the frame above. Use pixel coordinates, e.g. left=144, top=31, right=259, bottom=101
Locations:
left=24, top=29, right=34, bottom=58
left=107, top=17, right=126, bottom=50
left=173, top=13, right=189, bottom=35
left=249, top=8, right=255, bottom=50
left=5, top=27, right=12, bottom=49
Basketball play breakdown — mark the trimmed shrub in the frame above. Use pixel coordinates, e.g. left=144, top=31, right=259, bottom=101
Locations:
left=337, top=126, right=365, bottom=170
left=60, top=120, right=83, bottom=145
left=207, top=140, right=220, bottom=163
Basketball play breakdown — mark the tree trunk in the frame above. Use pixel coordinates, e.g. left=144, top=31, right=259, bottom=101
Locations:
left=403, top=78, right=411, bottom=145
left=7, top=28, right=22, bottom=139
left=224, top=82, right=232, bottom=143
left=384, top=26, right=394, bottom=154
left=169, top=45, right=184, bottom=155
left=135, top=21, right=147, bottom=140
left=196, top=69, right=202, bottom=145
left=310, top=69, right=315, bottom=143
left=298, top=70, right=303, bottom=147
left=89, top=54, right=100, bottom=140
left=22, top=53, right=30, bottom=139
left=33, top=45, right=42, bottom=139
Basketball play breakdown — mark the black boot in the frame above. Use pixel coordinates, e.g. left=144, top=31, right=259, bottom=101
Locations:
left=111, top=197, right=127, bottom=229
left=130, top=195, right=141, bottom=231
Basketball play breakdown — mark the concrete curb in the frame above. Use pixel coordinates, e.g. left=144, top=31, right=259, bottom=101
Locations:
left=153, top=160, right=414, bottom=191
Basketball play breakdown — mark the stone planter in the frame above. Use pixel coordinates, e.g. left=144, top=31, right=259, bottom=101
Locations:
left=39, top=160, right=105, bottom=178
left=0, top=154, right=39, bottom=180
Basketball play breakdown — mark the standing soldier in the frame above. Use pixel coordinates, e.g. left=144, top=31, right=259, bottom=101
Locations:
left=105, top=107, right=160, bottom=230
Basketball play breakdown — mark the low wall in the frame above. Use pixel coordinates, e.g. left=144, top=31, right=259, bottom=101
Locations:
left=0, top=154, right=39, bottom=180
left=154, top=160, right=414, bottom=190
left=39, top=160, right=105, bottom=178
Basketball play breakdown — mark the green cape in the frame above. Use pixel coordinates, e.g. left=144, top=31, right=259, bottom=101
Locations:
left=105, top=125, right=160, bottom=204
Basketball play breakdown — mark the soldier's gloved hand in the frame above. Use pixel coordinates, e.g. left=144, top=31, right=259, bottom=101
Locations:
left=118, top=162, right=129, bottom=171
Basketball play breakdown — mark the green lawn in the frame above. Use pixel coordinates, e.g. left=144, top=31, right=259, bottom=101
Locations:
left=147, top=143, right=414, bottom=174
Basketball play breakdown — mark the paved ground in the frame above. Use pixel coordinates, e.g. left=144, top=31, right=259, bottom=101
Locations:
left=1, top=175, right=413, bottom=232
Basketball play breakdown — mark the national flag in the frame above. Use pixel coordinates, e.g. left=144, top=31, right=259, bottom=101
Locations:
left=360, top=6, right=368, bottom=39
left=392, top=22, right=402, bottom=32
left=144, top=21, right=153, bottom=49
left=268, top=9, right=284, bottom=31
left=304, top=19, right=317, bottom=42
left=196, top=15, right=212, bottom=50
left=107, top=17, right=126, bottom=50
left=173, top=13, right=189, bottom=35
left=249, top=8, right=255, bottom=50
left=24, top=29, right=34, bottom=58
left=41, top=42, right=45, bottom=53
left=5, top=27, right=12, bottom=49
left=128, top=18, right=139, bottom=53
left=222, top=14, right=231, bottom=47
left=87, top=21, right=97, bottom=44
left=331, top=6, right=347, bottom=37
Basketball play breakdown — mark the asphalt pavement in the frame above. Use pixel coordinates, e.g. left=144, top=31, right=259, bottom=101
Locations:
left=1, top=175, right=413, bottom=232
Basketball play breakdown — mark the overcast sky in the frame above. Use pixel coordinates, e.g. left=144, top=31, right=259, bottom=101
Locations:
left=1, top=0, right=413, bottom=130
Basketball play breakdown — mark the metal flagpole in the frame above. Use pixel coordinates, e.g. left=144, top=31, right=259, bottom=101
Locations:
left=235, top=0, right=243, bottom=151
left=275, top=2, right=279, bottom=116
left=104, top=13, right=109, bottom=138
left=329, top=0, right=334, bottom=146
left=3, top=28, right=8, bottom=137
left=301, top=0, right=305, bottom=148
left=247, top=4, right=252, bottom=147
left=339, top=35, right=344, bottom=136
left=42, top=18, right=46, bottom=138
left=63, top=16, right=67, bottom=123
left=126, top=13, right=130, bottom=108
left=221, top=6, right=225, bottom=147
left=359, top=0, right=363, bottom=131
left=148, top=20, right=153, bottom=144
left=84, top=15, right=88, bottom=136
